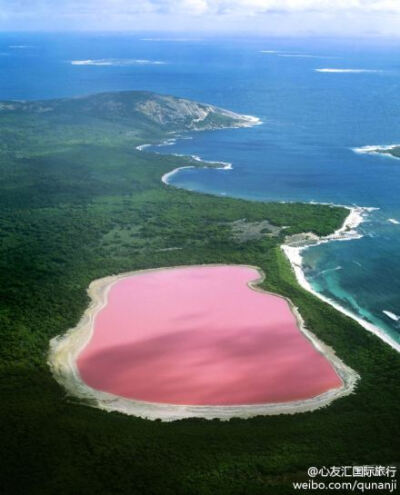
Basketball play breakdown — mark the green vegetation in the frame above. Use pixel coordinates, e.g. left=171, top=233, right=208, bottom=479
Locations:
left=0, top=92, right=399, bottom=495
left=365, top=146, right=400, bottom=160
left=381, top=146, right=400, bottom=159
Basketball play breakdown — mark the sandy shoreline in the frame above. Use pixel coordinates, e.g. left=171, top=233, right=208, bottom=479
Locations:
left=48, top=264, right=358, bottom=422
left=282, top=205, right=400, bottom=353
left=161, top=161, right=232, bottom=185
left=155, top=127, right=399, bottom=352
left=161, top=165, right=195, bottom=184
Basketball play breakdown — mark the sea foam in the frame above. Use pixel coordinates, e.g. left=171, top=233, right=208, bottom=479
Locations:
left=352, top=144, right=400, bottom=159
left=383, top=311, right=400, bottom=322
left=282, top=206, right=400, bottom=353
left=314, top=266, right=343, bottom=278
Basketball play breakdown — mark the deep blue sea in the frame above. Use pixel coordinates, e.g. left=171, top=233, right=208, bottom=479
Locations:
left=1, top=33, right=399, bottom=346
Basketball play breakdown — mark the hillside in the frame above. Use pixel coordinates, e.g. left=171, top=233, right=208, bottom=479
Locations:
left=0, top=91, right=258, bottom=156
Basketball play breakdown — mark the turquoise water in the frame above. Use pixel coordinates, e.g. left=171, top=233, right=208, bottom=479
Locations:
left=1, top=33, right=399, bottom=346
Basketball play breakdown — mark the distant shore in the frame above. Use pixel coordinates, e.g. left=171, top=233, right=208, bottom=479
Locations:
left=161, top=160, right=232, bottom=185
left=353, top=144, right=400, bottom=159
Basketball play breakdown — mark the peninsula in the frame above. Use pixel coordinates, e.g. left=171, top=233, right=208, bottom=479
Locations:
left=1, top=91, right=399, bottom=494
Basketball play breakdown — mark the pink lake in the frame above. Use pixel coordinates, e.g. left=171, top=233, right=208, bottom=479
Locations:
left=77, top=266, right=342, bottom=405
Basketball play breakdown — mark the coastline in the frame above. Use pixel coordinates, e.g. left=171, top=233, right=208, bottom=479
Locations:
left=48, top=264, right=358, bottom=422
left=145, top=142, right=237, bottom=186
left=161, top=159, right=232, bottom=185
left=47, top=112, right=396, bottom=420
left=352, top=144, right=400, bottom=159
left=136, top=114, right=262, bottom=153
left=161, top=165, right=195, bottom=184
left=237, top=114, right=262, bottom=127
left=151, top=131, right=400, bottom=353
left=282, top=206, right=400, bottom=353
left=138, top=112, right=261, bottom=184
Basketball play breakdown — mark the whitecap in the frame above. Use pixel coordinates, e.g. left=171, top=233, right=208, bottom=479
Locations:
left=388, top=218, right=400, bottom=225
left=153, top=138, right=177, bottom=147
left=136, top=144, right=151, bottom=151
left=282, top=205, right=400, bottom=353
left=316, top=266, right=342, bottom=277
left=383, top=311, right=400, bottom=322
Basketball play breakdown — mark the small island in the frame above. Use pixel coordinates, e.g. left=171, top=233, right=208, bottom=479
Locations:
left=354, top=144, right=400, bottom=159
left=378, top=146, right=400, bottom=158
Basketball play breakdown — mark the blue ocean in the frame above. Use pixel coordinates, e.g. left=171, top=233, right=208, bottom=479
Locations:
left=1, top=33, right=399, bottom=346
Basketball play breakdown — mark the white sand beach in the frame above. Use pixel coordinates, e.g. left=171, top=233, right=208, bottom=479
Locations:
left=282, top=206, right=400, bottom=353
left=48, top=264, right=358, bottom=422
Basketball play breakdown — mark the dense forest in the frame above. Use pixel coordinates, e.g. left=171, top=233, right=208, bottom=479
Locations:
left=0, top=91, right=398, bottom=494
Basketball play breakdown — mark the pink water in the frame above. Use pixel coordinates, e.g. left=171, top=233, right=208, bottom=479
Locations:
left=77, top=266, right=342, bottom=405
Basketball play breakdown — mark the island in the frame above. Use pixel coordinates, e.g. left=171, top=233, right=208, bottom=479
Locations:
left=1, top=91, right=399, bottom=494
left=354, top=144, right=400, bottom=159
left=376, top=145, right=400, bottom=158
